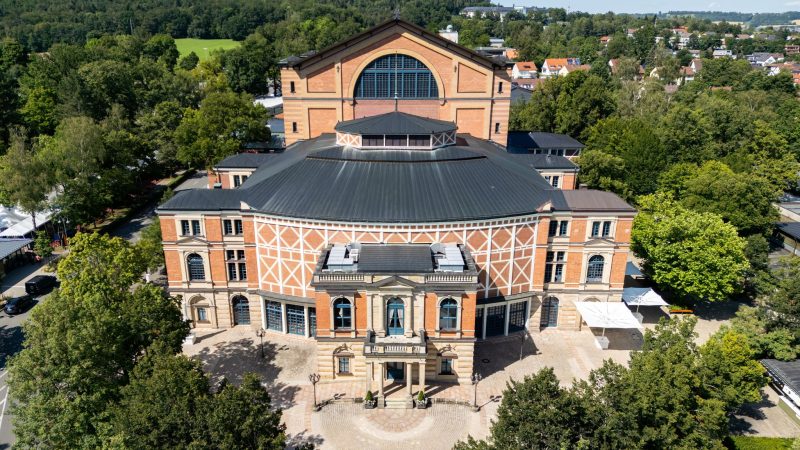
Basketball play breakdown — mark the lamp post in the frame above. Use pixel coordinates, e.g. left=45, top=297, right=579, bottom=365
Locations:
left=309, top=372, right=321, bottom=409
left=256, top=329, right=265, bottom=358
left=471, top=372, right=482, bottom=411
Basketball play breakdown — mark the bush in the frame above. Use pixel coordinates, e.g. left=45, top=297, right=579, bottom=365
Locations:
left=417, top=390, right=425, bottom=401
left=723, top=436, right=794, bottom=450
left=364, top=390, right=373, bottom=402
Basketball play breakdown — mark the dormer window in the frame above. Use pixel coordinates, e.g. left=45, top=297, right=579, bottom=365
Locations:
left=334, top=111, right=457, bottom=150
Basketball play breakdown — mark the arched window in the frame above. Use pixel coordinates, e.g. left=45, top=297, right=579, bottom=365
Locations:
left=187, top=253, right=205, bottom=281
left=354, top=54, right=439, bottom=99
left=586, top=255, right=605, bottom=282
left=439, top=298, right=458, bottom=330
left=333, top=298, right=352, bottom=330
left=540, top=297, right=559, bottom=328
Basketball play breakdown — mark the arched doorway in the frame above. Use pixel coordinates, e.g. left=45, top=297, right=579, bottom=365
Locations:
left=386, top=298, right=404, bottom=336
left=540, top=297, right=559, bottom=328
left=232, top=295, right=250, bottom=326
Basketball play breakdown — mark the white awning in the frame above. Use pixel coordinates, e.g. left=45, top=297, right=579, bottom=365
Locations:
left=626, top=261, right=644, bottom=277
left=622, top=287, right=668, bottom=307
left=575, top=301, right=642, bottom=329
left=0, top=210, right=53, bottom=238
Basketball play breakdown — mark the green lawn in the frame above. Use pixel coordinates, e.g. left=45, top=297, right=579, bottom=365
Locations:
left=724, top=436, right=794, bottom=450
left=175, top=38, right=240, bottom=61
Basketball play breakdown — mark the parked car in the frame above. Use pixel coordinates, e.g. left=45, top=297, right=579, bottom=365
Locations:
left=25, top=275, right=57, bottom=296
left=4, top=295, right=34, bottom=315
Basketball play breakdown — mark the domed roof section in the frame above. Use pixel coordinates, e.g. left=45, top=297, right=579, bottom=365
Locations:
left=334, top=111, right=457, bottom=135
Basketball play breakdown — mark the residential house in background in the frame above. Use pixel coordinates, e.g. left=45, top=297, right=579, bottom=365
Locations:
left=541, top=58, right=580, bottom=78
left=512, top=61, right=538, bottom=88
left=747, top=52, right=784, bottom=67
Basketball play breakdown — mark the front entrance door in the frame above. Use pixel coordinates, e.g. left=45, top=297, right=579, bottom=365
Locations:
left=386, top=362, right=404, bottom=381
left=232, top=296, right=250, bottom=326
left=386, top=298, right=404, bottom=336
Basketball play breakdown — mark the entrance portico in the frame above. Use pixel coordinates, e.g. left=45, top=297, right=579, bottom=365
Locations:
left=366, top=359, right=428, bottom=404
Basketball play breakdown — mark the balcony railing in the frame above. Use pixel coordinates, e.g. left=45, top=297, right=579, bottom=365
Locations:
left=363, top=329, right=427, bottom=357
left=316, top=273, right=365, bottom=283
left=424, top=273, right=476, bottom=283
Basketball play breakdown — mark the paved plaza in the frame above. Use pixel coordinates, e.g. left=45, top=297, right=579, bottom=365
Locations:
left=184, top=302, right=800, bottom=449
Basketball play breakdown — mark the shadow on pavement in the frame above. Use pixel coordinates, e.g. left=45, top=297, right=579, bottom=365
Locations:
left=0, top=321, right=24, bottom=370
left=286, top=430, right=324, bottom=449
left=474, top=331, right=537, bottom=379
left=194, top=337, right=301, bottom=411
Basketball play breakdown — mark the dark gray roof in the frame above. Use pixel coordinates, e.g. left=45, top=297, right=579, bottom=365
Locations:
left=215, top=152, right=283, bottom=169
left=356, top=245, right=434, bottom=273
left=511, top=85, right=532, bottom=103
left=0, top=238, right=31, bottom=260
left=553, top=190, right=636, bottom=213
left=507, top=131, right=586, bottom=150
left=158, top=117, right=634, bottom=222
left=762, top=359, right=800, bottom=395
left=776, top=222, right=800, bottom=241
left=506, top=153, right=578, bottom=171
left=334, top=112, right=456, bottom=135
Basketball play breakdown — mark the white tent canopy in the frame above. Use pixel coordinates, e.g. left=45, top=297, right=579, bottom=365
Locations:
left=575, top=301, right=643, bottom=330
left=0, top=209, right=52, bottom=238
left=622, top=287, right=668, bottom=307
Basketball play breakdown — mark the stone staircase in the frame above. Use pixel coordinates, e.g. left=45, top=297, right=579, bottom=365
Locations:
left=383, top=397, right=413, bottom=409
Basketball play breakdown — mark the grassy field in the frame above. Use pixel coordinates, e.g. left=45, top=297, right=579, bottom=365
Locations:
left=175, top=38, right=240, bottom=61
left=724, top=436, right=795, bottom=449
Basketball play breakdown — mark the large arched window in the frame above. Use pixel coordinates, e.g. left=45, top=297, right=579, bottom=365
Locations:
left=333, top=298, right=352, bottom=330
left=439, top=298, right=458, bottom=330
left=587, top=255, right=605, bottom=282
left=354, top=54, right=439, bottom=99
left=187, top=253, right=205, bottom=281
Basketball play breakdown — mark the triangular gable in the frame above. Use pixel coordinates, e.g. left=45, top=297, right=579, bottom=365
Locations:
left=177, top=236, right=208, bottom=245
left=371, top=275, right=420, bottom=289
left=280, top=18, right=507, bottom=71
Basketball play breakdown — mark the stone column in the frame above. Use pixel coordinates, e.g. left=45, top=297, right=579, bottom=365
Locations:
left=482, top=307, right=488, bottom=340
left=404, top=297, right=413, bottom=337
left=378, top=362, right=385, bottom=400
left=365, top=362, right=372, bottom=394
left=419, top=362, right=426, bottom=394
left=260, top=297, right=267, bottom=330
left=304, top=305, right=310, bottom=337
left=367, top=293, right=374, bottom=330
left=406, top=362, right=413, bottom=396
left=378, top=296, right=386, bottom=337
left=504, top=302, right=511, bottom=336
left=281, top=301, right=288, bottom=334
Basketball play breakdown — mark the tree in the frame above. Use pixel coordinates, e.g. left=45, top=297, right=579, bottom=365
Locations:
left=0, top=130, right=51, bottom=229
left=106, top=349, right=210, bottom=449
left=178, top=51, right=200, bottom=70
left=33, top=230, right=53, bottom=262
left=8, top=233, right=189, bottom=448
left=204, top=374, right=286, bottom=449
left=698, top=328, right=767, bottom=413
left=143, top=34, right=180, bottom=69
left=576, top=150, right=632, bottom=199
left=454, top=368, right=600, bottom=450
left=137, top=217, right=164, bottom=282
left=175, top=91, right=270, bottom=168
left=220, top=33, right=275, bottom=94
left=632, top=193, right=749, bottom=302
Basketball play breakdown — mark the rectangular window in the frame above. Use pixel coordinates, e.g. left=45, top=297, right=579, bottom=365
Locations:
left=234, top=220, right=243, bottom=235
left=544, top=251, right=565, bottom=283
left=237, top=250, right=245, bottom=260
left=181, top=220, right=190, bottom=236
left=238, top=263, right=247, bottom=281
left=498, top=81, right=504, bottom=93
left=226, top=250, right=235, bottom=260
left=228, top=263, right=237, bottom=281
left=548, top=221, right=558, bottom=237
left=223, top=220, right=233, bottom=235
left=292, top=122, right=297, bottom=133
left=440, top=358, right=453, bottom=375
left=338, top=357, right=350, bottom=374
left=196, top=307, right=207, bottom=322
left=385, top=135, right=406, bottom=147
left=494, top=122, right=500, bottom=133
left=287, top=304, right=305, bottom=335
left=408, top=135, right=431, bottom=147
left=191, top=220, right=201, bottom=236
left=591, top=221, right=601, bottom=237
left=362, top=135, right=383, bottom=147
left=232, top=175, right=240, bottom=187
left=550, top=176, right=560, bottom=188
left=290, top=81, right=295, bottom=93
left=265, top=301, right=282, bottom=331
left=602, top=221, right=612, bottom=237
left=559, top=221, right=568, bottom=236
left=241, top=175, right=248, bottom=183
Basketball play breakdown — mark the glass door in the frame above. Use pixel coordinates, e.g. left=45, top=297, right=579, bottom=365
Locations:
left=386, top=298, right=404, bottom=336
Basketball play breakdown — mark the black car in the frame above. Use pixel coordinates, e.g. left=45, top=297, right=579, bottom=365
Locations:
left=25, top=275, right=57, bottom=296
left=4, top=295, right=34, bottom=315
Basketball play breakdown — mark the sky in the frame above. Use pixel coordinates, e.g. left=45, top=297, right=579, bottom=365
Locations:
left=508, top=1, right=800, bottom=14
